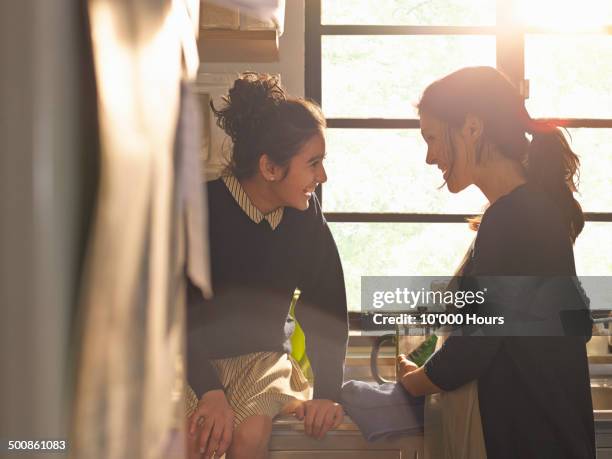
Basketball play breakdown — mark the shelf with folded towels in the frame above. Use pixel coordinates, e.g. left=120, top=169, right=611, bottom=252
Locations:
left=198, top=0, right=284, bottom=62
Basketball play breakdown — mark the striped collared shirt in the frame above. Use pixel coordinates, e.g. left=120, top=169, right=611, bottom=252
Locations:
left=222, top=175, right=284, bottom=230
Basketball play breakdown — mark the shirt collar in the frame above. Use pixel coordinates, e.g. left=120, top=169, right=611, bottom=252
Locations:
left=222, top=175, right=284, bottom=230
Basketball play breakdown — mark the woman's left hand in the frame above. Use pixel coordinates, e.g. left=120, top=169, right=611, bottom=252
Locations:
left=397, top=354, right=442, bottom=396
left=397, top=354, right=419, bottom=379
left=294, top=399, right=344, bottom=439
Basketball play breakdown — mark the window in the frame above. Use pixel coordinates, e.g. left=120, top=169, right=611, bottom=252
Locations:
left=306, top=0, right=612, bottom=313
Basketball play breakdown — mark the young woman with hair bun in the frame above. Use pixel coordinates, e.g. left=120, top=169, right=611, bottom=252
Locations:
left=185, top=73, right=348, bottom=459
left=398, top=66, right=594, bottom=458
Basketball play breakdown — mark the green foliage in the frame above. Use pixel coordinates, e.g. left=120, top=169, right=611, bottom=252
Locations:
left=322, top=0, right=495, bottom=26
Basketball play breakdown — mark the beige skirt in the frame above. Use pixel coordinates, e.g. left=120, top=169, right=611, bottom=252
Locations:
left=186, top=351, right=312, bottom=427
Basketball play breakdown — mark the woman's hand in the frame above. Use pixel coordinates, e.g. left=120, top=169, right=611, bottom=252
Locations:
left=188, top=389, right=234, bottom=459
left=397, top=354, right=442, bottom=396
left=397, top=354, right=419, bottom=378
left=294, top=399, right=344, bottom=439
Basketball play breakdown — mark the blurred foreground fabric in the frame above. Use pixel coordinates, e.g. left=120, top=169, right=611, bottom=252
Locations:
left=71, top=1, right=210, bottom=458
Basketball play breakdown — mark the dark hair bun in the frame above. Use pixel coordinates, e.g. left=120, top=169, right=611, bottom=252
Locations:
left=209, top=72, right=325, bottom=180
left=211, top=72, right=286, bottom=144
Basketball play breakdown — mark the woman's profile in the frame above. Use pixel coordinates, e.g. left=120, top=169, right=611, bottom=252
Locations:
left=399, top=66, right=594, bottom=458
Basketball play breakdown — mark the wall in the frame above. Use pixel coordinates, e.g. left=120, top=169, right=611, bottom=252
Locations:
left=0, top=0, right=96, bottom=452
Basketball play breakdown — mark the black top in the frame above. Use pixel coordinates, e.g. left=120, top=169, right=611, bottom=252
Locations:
left=424, top=184, right=595, bottom=458
left=187, top=178, right=349, bottom=402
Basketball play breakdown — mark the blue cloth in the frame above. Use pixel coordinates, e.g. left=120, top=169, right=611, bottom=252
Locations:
left=340, top=380, right=425, bottom=442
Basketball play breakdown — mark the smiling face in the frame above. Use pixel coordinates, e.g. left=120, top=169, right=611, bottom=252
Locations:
left=420, top=112, right=476, bottom=194
left=273, top=132, right=328, bottom=210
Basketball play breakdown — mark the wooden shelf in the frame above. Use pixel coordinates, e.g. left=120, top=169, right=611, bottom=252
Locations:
left=198, top=29, right=279, bottom=62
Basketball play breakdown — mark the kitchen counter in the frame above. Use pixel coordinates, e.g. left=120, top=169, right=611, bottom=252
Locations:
left=270, top=346, right=612, bottom=457
left=270, top=415, right=424, bottom=458
left=270, top=414, right=612, bottom=458
left=269, top=335, right=612, bottom=457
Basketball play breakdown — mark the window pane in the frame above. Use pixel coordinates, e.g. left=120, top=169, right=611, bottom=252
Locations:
left=513, top=0, right=612, bottom=28
left=329, top=223, right=475, bottom=311
left=322, top=35, right=496, bottom=118
left=525, top=34, right=612, bottom=118
left=331, top=222, right=612, bottom=311
left=323, top=129, right=487, bottom=213
left=567, top=129, right=612, bottom=212
left=321, top=0, right=495, bottom=26
left=575, top=223, right=612, bottom=276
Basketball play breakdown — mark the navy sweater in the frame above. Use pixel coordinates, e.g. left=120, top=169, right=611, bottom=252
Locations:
left=424, top=184, right=595, bottom=458
left=187, top=178, right=349, bottom=401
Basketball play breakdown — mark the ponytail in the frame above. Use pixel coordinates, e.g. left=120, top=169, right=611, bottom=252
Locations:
left=526, top=124, right=584, bottom=242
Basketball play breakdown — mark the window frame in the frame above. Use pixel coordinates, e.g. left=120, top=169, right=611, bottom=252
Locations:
left=305, top=0, right=612, bottom=321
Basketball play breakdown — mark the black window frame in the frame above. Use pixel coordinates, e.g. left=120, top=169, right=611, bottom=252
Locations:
left=305, top=0, right=612, bottom=323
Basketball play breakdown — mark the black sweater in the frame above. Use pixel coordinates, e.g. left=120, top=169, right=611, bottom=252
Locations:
left=424, top=184, right=595, bottom=458
left=187, top=178, right=349, bottom=401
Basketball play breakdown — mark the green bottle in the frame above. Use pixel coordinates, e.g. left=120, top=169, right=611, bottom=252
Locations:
left=408, top=334, right=438, bottom=367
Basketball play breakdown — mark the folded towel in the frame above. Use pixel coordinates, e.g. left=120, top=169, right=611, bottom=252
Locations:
left=340, top=380, right=425, bottom=442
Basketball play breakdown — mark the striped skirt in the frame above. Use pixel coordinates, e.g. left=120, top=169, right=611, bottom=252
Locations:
left=186, top=351, right=312, bottom=427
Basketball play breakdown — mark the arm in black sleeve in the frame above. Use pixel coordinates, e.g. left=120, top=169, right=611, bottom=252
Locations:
left=424, top=335, right=503, bottom=391
left=186, top=282, right=223, bottom=399
left=424, top=203, right=510, bottom=391
left=297, top=213, right=348, bottom=402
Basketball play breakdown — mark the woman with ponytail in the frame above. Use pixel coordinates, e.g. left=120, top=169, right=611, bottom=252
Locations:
left=185, top=73, right=348, bottom=459
left=398, top=67, right=594, bottom=458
